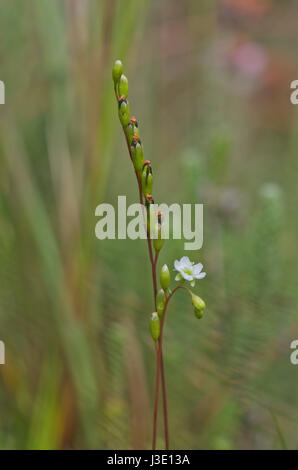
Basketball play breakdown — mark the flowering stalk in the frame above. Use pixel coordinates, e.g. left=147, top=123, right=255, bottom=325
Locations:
left=112, top=60, right=207, bottom=450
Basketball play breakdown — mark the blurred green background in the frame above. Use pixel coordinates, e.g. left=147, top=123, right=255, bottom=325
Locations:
left=1, top=0, right=298, bottom=450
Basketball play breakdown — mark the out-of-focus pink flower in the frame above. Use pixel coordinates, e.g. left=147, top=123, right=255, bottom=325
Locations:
left=228, top=41, right=268, bottom=79
left=220, top=0, right=271, bottom=22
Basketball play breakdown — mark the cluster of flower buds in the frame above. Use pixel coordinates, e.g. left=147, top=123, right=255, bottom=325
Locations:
left=113, top=60, right=164, bottom=250
left=113, top=60, right=145, bottom=174
left=113, top=60, right=207, bottom=346
left=113, top=60, right=168, bottom=343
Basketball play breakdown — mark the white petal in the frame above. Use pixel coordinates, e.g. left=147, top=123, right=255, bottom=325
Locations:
left=174, top=259, right=181, bottom=271
left=180, top=256, right=192, bottom=268
left=175, top=273, right=182, bottom=281
left=196, top=272, right=206, bottom=279
left=193, top=263, right=203, bottom=276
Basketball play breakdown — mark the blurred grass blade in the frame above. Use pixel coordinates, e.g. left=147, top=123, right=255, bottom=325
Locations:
left=270, top=411, right=287, bottom=450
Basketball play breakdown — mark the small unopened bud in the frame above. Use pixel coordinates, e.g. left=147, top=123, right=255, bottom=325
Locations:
left=149, top=312, right=160, bottom=341
left=146, top=199, right=157, bottom=234
left=118, top=97, right=130, bottom=127
left=160, top=264, right=170, bottom=292
left=141, top=161, right=153, bottom=197
left=156, top=289, right=166, bottom=318
left=118, top=74, right=128, bottom=98
left=131, top=140, right=144, bottom=173
left=191, top=293, right=206, bottom=319
left=153, top=224, right=164, bottom=253
left=126, top=123, right=134, bottom=143
left=126, top=117, right=140, bottom=144
left=194, top=309, right=204, bottom=319
left=126, top=116, right=140, bottom=141
left=112, top=59, right=123, bottom=83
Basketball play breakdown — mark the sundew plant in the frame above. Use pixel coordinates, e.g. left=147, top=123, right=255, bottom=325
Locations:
left=112, top=59, right=207, bottom=450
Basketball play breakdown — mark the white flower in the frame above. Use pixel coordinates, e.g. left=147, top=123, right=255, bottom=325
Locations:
left=174, top=256, right=206, bottom=287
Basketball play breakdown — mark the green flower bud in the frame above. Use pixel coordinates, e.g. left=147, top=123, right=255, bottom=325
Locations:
left=191, top=293, right=205, bottom=311
left=141, top=161, right=153, bottom=197
left=131, top=139, right=144, bottom=173
left=145, top=195, right=156, bottom=234
left=112, top=59, right=123, bottom=84
left=118, top=74, right=128, bottom=98
left=194, top=308, right=204, bottom=319
left=149, top=312, right=160, bottom=341
left=126, top=117, right=140, bottom=145
left=126, top=123, right=134, bottom=144
left=191, top=293, right=206, bottom=319
left=153, top=211, right=164, bottom=252
left=153, top=225, right=164, bottom=252
left=147, top=207, right=156, bottom=235
left=118, top=97, right=130, bottom=127
left=156, top=289, right=166, bottom=318
left=160, top=264, right=170, bottom=291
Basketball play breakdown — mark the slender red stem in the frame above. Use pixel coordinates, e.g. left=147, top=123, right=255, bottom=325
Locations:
left=152, top=287, right=183, bottom=450
left=152, top=251, right=159, bottom=306
left=152, top=342, right=160, bottom=450
left=160, top=349, right=169, bottom=449
left=153, top=286, right=189, bottom=449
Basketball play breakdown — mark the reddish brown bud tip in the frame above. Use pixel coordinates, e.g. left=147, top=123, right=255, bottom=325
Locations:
left=132, top=133, right=140, bottom=143
left=130, top=116, right=139, bottom=127
left=144, top=160, right=151, bottom=165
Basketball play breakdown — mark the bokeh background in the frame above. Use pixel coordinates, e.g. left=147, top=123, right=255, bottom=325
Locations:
left=0, top=0, right=298, bottom=450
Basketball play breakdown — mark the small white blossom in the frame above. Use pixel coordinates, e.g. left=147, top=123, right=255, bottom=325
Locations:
left=174, top=256, right=206, bottom=287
